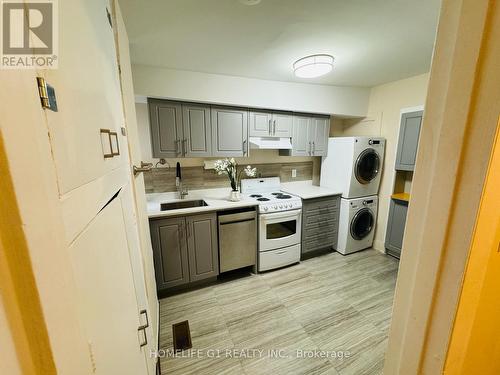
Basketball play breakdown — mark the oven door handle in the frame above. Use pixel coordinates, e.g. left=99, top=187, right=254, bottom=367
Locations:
left=259, top=209, right=302, bottom=221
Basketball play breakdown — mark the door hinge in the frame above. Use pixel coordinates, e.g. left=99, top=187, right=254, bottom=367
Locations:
left=36, top=77, right=58, bottom=112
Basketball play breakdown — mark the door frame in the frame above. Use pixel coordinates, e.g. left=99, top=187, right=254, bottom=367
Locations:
left=385, top=0, right=500, bottom=373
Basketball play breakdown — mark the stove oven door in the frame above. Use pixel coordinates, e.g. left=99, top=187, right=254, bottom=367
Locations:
left=259, top=209, right=302, bottom=252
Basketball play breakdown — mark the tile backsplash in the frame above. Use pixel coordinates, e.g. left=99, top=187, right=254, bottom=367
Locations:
left=144, top=161, right=314, bottom=193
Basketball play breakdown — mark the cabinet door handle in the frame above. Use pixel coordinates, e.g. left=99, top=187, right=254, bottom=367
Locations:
left=312, top=141, right=316, bottom=155
left=308, top=141, right=312, bottom=155
left=176, top=139, right=181, bottom=155
left=268, top=119, right=272, bottom=135
left=183, top=138, right=187, bottom=156
left=273, top=120, right=276, bottom=135
left=243, top=139, right=247, bottom=156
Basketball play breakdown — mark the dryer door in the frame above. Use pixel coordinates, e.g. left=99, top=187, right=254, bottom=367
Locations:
left=354, top=148, right=381, bottom=184
left=350, top=208, right=375, bottom=240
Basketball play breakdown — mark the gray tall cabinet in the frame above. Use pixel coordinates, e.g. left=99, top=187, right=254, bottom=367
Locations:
left=385, top=109, right=423, bottom=258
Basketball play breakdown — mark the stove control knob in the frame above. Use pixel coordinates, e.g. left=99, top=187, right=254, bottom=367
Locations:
left=264, top=206, right=268, bottom=211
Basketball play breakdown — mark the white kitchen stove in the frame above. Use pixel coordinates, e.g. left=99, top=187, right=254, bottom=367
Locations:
left=241, top=177, right=302, bottom=272
left=240, top=177, right=302, bottom=213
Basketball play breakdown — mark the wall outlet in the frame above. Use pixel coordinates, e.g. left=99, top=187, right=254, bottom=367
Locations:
left=291, top=169, right=297, bottom=178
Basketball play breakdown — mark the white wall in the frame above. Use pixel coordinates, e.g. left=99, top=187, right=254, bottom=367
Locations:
left=132, top=65, right=370, bottom=117
left=337, top=73, right=430, bottom=252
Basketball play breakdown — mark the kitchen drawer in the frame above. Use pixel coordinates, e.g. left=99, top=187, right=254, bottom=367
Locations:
left=303, top=233, right=337, bottom=254
left=303, top=212, right=338, bottom=227
left=259, top=244, right=300, bottom=272
left=303, top=224, right=337, bottom=241
left=303, top=195, right=340, bottom=212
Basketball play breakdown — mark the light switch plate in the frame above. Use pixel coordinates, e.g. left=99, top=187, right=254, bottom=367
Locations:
left=292, top=169, right=297, bottom=178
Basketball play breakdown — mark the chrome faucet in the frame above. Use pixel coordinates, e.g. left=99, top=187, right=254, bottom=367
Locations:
left=175, top=162, right=188, bottom=199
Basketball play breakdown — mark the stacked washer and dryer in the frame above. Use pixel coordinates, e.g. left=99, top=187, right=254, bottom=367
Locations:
left=320, top=137, right=385, bottom=255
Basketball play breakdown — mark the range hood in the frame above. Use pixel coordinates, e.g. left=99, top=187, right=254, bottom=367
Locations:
left=249, top=137, right=292, bottom=150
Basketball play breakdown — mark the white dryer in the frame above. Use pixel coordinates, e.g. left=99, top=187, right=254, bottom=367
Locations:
left=320, top=137, right=385, bottom=198
left=336, top=195, right=378, bottom=255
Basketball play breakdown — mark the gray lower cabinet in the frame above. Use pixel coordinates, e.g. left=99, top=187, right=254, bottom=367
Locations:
left=385, top=198, right=409, bottom=258
left=301, top=195, right=340, bottom=257
left=150, top=213, right=219, bottom=292
left=211, top=106, right=248, bottom=157
left=395, top=110, right=423, bottom=171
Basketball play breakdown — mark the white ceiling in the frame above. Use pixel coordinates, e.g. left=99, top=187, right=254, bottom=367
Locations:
left=119, top=0, right=441, bottom=87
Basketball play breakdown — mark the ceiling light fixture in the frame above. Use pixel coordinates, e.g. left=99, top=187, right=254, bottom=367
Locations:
left=293, top=54, right=334, bottom=78
left=238, top=0, right=261, bottom=5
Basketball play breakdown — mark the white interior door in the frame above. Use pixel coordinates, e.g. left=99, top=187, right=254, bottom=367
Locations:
left=112, top=2, right=159, bottom=372
left=69, top=197, right=147, bottom=375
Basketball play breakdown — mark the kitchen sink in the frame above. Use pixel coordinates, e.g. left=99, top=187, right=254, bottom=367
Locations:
left=160, top=200, right=208, bottom=211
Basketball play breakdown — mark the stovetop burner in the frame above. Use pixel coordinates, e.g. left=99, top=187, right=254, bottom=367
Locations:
left=271, top=192, right=282, bottom=195
left=250, top=194, right=262, bottom=198
left=276, top=195, right=292, bottom=199
left=257, top=197, right=270, bottom=201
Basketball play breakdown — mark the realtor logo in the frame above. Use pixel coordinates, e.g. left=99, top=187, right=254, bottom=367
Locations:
left=1, top=0, right=58, bottom=69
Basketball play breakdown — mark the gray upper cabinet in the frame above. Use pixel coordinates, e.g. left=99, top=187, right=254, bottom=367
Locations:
left=249, top=110, right=272, bottom=137
left=395, top=110, right=423, bottom=171
left=286, top=115, right=329, bottom=156
left=186, top=213, right=219, bottom=282
left=150, top=217, right=189, bottom=290
left=148, top=98, right=328, bottom=158
left=149, top=99, right=183, bottom=158
left=182, top=104, right=212, bottom=157
left=310, top=116, right=330, bottom=156
left=272, top=112, right=293, bottom=137
left=249, top=110, right=292, bottom=137
left=211, top=106, right=248, bottom=157
left=290, top=115, right=311, bottom=156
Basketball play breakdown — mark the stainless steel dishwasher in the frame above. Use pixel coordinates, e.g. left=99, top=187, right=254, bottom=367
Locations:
left=218, top=208, right=257, bottom=273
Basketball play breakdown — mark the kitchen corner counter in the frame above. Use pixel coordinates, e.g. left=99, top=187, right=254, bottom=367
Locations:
left=281, top=181, right=342, bottom=200
left=146, top=188, right=258, bottom=219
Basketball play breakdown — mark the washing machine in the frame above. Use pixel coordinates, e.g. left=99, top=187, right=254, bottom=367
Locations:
left=320, top=137, right=385, bottom=198
left=335, top=195, right=378, bottom=255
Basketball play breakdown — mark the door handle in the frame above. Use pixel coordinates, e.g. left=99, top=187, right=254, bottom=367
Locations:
left=137, top=309, right=149, bottom=348
left=312, top=141, right=316, bottom=155
left=308, top=141, right=312, bottom=155
left=268, top=119, right=272, bottom=135
left=243, top=139, right=247, bottom=156
left=133, top=161, right=153, bottom=176
left=273, top=120, right=276, bottom=135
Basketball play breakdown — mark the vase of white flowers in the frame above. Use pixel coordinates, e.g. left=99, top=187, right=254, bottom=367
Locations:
left=213, top=158, right=257, bottom=201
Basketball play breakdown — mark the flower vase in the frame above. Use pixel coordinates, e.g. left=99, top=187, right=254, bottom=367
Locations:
left=229, top=190, right=240, bottom=202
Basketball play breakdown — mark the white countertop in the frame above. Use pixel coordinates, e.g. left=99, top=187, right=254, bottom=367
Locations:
left=281, top=180, right=342, bottom=200
left=147, top=187, right=258, bottom=219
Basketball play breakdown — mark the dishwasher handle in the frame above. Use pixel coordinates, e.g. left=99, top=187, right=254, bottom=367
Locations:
left=218, top=210, right=256, bottom=224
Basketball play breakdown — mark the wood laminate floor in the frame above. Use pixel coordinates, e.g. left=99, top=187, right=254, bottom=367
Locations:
left=158, top=249, right=399, bottom=375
